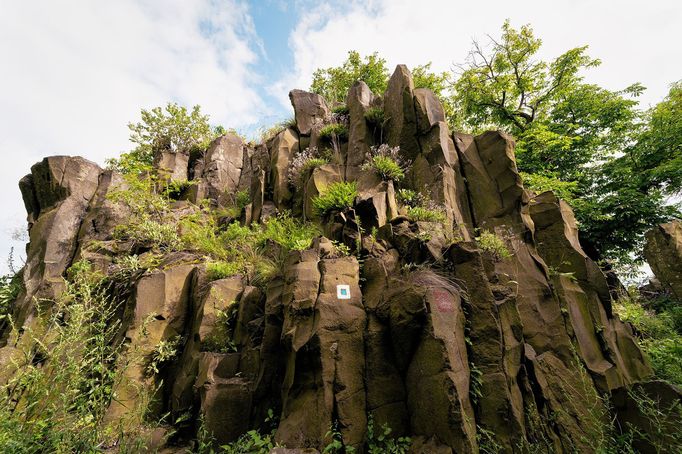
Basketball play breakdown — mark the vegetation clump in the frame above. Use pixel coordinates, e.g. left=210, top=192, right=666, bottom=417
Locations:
left=288, top=147, right=329, bottom=190
left=362, top=144, right=407, bottom=182
left=318, top=123, right=348, bottom=141
left=313, top=181, right=358, bottom=217
left=476, top=230, right=512, bottom=261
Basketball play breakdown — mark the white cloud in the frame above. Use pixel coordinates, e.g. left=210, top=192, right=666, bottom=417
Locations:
left=273, top=0, right=681, bottom=110
left=0, top=0, right=265, bottom=272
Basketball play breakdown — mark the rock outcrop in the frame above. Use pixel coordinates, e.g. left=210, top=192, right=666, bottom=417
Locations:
left=644, top=220, right=682, bottom=301
left=3, top=65, right=678, bottom=453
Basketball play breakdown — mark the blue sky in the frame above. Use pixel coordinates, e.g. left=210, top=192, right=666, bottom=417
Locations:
left=0, top=0, right=681, bottom=273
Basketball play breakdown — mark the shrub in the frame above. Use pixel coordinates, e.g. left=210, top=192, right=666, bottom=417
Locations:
left=113, top=216, right=181, bottom=251
left=288, top=147, right=329, bottom=190
left=146, top=335, right=183, bottom=376
left=364, top=107, right=385, bottom=126
left=615, top=293, right=682, bottom=386
left=202, top=306, right=238, bottom=354
left=476, top=231, right=512, bottom=261
left=396, top=189, right=426, bottom=208
left=107, top=103, right=220, bottom=174
left=366, top=415, right=411, bottom=454
left=362, top=144, right=408, bottom=182
left=331, top=104, right=349, bottom=115
left=313, top=181, right=358, bottom=217
left=405, top=206, right=445, bottom=223
left=319, top=123, right=348, bottom=141
left=206, top=261, right=242, bottom=281
left=0, top=271, right=22, bottom=321
left=0, top=260, right=132, bottom=451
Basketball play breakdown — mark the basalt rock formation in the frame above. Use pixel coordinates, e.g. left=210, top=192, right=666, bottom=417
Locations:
left=2, top=65, right=680, bottom=453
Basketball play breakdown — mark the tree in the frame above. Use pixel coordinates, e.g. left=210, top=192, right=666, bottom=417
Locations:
left=451, top=21, right=678, bottom=264
left=107, top=103, right=222, bottom=174
left=310, top=51, right=452, bottom=113
left=311, top=51, right=389, bottom=105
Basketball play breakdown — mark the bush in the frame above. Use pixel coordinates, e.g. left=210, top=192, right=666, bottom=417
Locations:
left=0, top=271, right=22, bottom=321
left=113, top=216, right=181, bottom=251
left=0, top=260, right=136, bottom=451
left=405, top=206, right=446, bottom=223
left=318, top=123, right=348, bottom=141
left=288, top=147, right=329, bottom=190
left=107, top=103, right=221, bottom=174
left=476, top=231, right=512, bottom=261
left=206, top=261, right=242, bottom=281
left=313, top=181, right=358, bottom=217
left=331, top=104, right=349, bottom=115
left=364, top=107, right=385, bottom=126
left=370, top=156, right=404, bottom=181
left=362, top=144, right=408, bottom=182
left=615, top=293, right=682, bottom=386
left=396, top=189, right=426, bottom=208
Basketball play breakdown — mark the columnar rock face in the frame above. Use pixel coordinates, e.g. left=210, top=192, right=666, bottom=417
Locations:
left=3, top=65, right=677, bottom=453
left=644, top=220, right=682, bottom=300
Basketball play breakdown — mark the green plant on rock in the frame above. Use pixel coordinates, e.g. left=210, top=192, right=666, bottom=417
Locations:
left=331, top=104, right=350, bottom=115
left=365, top=415, right=411, bottom=454
left=0, top=260, right=133, bottom=452
left=405, top=205, right=445, bottom=223
left=206, top=261, right=242, bottom=281
left=313, top=181, right=358, bottom=217
left=476, top=231, right=512, bottom=261
left=146, top=335, right=183, bottom=376
left=614, top=291, right=682, bottom=386
left=319, top=123, right=349, bottom=141
left=288, top=147, right=329, bottom=191
left=202, top=306, right=239, bottom=354
left=323, top=420, right=355, bottom=454
left=0, top=269, right=22, bottom=323
left=362, top=144, right=408, bottom=182
left=107, top=103, right=222, bottom=175
left=364, top=107, right=385, bottom=126
left=396, top=189, right=426, bottom=208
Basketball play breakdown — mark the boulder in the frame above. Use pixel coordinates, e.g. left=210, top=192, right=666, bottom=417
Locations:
left=190, top=134, right=245, bottom=205
left=153, top=150, right=189, bottom=182
left=345, top=81, right=374, bottom=166
left=18, top=156, right=101, bottom=313
left=289, top=89, right=330, bottom=136
left=414, top=88, right=445, bottom=134
left=644, top=221, right=682, bottom=301
left=270, top=128, right=299, bottom=209
left=384, top=65, right=420, bottom=160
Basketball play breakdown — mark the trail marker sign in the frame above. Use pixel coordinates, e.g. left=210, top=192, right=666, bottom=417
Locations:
left=337, top=284, right=351, bottom=300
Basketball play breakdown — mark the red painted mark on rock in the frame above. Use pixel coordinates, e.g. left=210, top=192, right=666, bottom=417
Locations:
left=433, top=289, right=454, bottom=313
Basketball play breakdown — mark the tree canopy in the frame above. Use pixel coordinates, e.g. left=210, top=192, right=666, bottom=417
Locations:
left=107, top=103, right=223, bottom=174
left=307, top=25, right=681, bottom=267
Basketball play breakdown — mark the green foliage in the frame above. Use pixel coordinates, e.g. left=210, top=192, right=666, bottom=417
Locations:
left=331, top=104, right=350, bottom=115
left=202, top=306, right=238, bottom=354
left=0, top=260, right=134, bottom=452
left=0, top=271, right=22, bottom=322
left=615, top=292, right=682, bottom=386
left=181, top=210, right=320, bottom=286
left=364, top=107, right=385, bottom=126
left=311, top=51, right=390, bottom=105
left=396, top=189, right=426, bottom=208
left=195, top=409, right=280, bottom=454
left=206, top=261, right=242, bottom=281
left=146, top=335, right=183, bottom=376
left=365, top=415, right=411, bottom=454
left=107, top=103, right=221, bottom=174
left=319, top=123, right=348, bottom=141
left=451, top=20, right=680, bottom=262
left=113, top=217, right=181, bottom=251
left=370, top=156, right=404, bottom=181
left=323, top=421, right=354, bottom=454
left=313, top=181, right=358, bottom=217
left=405, top=206, right=445, bottom=223
left=288, top=147, right=329, bottom=191
left=476, top=231, right=512, bottom=261
left=521, top=171, right=579, bottom=203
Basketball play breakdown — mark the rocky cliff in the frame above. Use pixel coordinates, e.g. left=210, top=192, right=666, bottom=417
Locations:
left=2, top=65, right=680, bottom=453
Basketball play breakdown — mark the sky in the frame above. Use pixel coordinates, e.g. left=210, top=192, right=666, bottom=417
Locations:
left=0, top=0, right=680, bottom=273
